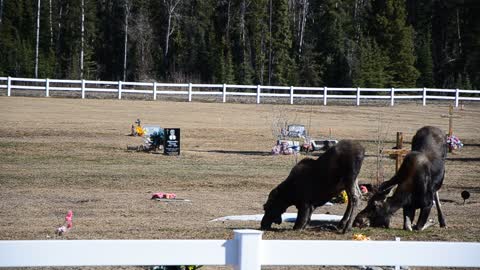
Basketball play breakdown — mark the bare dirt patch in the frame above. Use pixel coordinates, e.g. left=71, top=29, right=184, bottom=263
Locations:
left=1, top=97, right=479, bottom=269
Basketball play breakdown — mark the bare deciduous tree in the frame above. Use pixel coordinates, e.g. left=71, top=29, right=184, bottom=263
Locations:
left=80, top=0, right=85, bottom=79
left=130, top=5, right=154, bottom=81
left=164, top=0, right=182, bottom=58
left=35, top=0, right=41, bottom=78
left=291, top=0, right=309, bottom=54
left=374, top=115, right=391, bottom=186
left=123, top=0, right=129, bottom=81
left=268, top=0, right=272, bottom=85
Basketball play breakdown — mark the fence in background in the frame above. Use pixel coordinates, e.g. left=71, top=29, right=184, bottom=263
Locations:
left=1, top=230, right=479, bottom=269
left=1, top=76, right=479, bottom=106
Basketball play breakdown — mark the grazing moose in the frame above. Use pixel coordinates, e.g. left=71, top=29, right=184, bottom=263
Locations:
left=353, top=126, right=447, bottom=231
left=260, top=140, right=365, bottom=233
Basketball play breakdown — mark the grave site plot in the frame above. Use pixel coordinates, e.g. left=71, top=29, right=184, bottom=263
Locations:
left=0, top=97, right=479, bottom=269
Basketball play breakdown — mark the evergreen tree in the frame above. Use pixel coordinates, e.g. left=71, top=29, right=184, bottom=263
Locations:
left=36, top=0, right=55, bottom=78
left=270, top=0, right=294, bottom=86
left=95, top=1, right=125, bottom=80
left=0, top=0, right=478, bottom=88
left=0, top=1, right=35, bottom=77
left=406, top=0, right=434, bottom=87
left=415, top=32, right=434, bottom=87
left=371, top=0, right=419, bottom=87
left=296, top=42, right=322, bottom=87
left=248, top=0, right=268, bottom=84
left=309, top=0, right=355, bottom=87
left=352, top=38, right=391, bottom=88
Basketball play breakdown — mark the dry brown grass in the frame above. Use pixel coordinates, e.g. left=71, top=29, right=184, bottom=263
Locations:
left=1, top=97, right=479, bottom=269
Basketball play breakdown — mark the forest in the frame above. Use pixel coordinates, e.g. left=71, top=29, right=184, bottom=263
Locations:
left=0, top=0, right=479, bottom=89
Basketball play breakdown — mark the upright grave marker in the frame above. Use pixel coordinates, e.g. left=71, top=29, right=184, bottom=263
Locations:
left=441, top=104, right=458, bottom=136
left=441, top=104, right=461, bottom=152
left=164, top=128, right=181, bottom=155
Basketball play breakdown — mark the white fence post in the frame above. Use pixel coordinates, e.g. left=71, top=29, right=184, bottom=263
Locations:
left=45, top=78, right=50, bottom=97
left=81, top=80, right=86, bottom=99
left=233, top=230, right=263, bottom=270
left=188, top=83, right=192, bottom=102
left=153, top=82, right=157, bottom=101
left=7, top=76, right=11, bottom=96
left=395, top=237, right=401, bottom=270
left=223, top=83, right=227, bottom=103
left=455, top=88, right=459, bottom=107
left=290, top=86, right=294, bottom=105
left=423, top=87, right=427, bottom=106
left=390, top=87, right=395, bottom=106
left=256, top=85, right=261, bottom=104
left=323, top=86, right=327, bottom=105
left=118, top=81, right=122, bottom=100
left=356, top=87, right=360, bottom=106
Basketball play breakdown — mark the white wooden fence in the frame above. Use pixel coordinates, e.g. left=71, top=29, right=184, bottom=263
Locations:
left=1, top=76, right=479, bottom=106
left=1, top=230, right=479, bottom=269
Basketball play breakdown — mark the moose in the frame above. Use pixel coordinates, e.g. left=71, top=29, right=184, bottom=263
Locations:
left=353, top=126, right=447, bottom=231
left=260, top=140, right=365, bottom=233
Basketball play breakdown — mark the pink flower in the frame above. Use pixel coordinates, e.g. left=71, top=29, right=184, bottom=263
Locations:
left=65, top=210, right=73, bottom=222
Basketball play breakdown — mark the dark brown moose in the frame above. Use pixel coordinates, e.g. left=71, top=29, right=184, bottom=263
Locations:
left=353, top=126, right=447, bottom=231
left=260, top=140, right=365, bottom=233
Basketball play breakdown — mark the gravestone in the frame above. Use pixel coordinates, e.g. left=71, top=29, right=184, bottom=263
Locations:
left=164, top=128, right=181, bottom=155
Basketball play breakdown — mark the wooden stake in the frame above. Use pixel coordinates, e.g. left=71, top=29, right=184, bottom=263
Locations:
left=382, top=132, right=410, bottom=172
left=441, top=104, right=461, bottom=152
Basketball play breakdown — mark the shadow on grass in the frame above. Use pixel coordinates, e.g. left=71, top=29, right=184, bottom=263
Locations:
left=192, top=149, right=272, bottom=156
left=446, top=157, right=480, bottom=162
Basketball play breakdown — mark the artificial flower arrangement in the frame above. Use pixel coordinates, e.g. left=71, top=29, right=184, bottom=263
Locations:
left=447, top=135, right=463, bottom=151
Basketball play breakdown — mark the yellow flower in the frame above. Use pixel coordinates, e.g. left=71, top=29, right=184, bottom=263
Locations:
left=341, top=190, right=348, bottom=203
left=135, top=126, right=145, bottom=136
left=353, top=233, right=370, bottom=241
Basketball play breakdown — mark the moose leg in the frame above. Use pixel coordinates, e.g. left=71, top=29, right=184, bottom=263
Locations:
left=294, top=204, right=313, bottom=230
left=403, top=206, right=415, bottom=231
left=414, top=206, right=433, bottom=231
left=338, top=195, right=352, bottom=230
left=339, top=182, right=360, bottom=233
left=434, top=191, right=447, bottom=228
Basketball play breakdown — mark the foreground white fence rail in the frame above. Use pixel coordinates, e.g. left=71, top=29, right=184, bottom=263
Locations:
left=1, top=230, right=479, bottom=269
left=1, top=76, right=479, bottom=106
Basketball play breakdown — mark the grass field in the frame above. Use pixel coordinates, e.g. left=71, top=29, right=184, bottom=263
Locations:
left=1, top=96, right=479, bottom=269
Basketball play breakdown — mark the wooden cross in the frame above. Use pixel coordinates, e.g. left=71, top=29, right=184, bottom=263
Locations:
left=382, top=132, right=410, bottom=172
left=441, top=104, right=461, bottom=137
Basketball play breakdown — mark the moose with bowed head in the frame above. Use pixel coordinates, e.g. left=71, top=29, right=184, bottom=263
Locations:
left=260, top=140, right=365, bottom=233
left=353, top=126, right=447, bottom=231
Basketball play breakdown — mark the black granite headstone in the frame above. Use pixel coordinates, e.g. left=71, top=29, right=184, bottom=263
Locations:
left=164, top=128, right=180, bottom=155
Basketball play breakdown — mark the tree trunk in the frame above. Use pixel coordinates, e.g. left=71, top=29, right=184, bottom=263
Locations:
left=0, top=0, right=4, bottom=24
left=240, top=0, right=246, bottom=44
left=268, top=0, right=273, bottom=85
left=165, top=12, right=171, bottom=58
left=164, top=0, right=181, bottom=59
left=80, top=0, right=85, bottom=79
left=226, top=0, right=231, bottom=41
left=123, top=0, right=129, bottom=81
left=298, top=0, right=308, bottom=54
left=35, top=0, right=41, bottom=78
left=49, top=0, right=53, bottom=46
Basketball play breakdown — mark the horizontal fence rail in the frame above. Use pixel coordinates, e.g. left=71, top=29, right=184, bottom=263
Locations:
left=1, top=76, right=479, bottom=106
left=1, top=230, right=480, bottom=269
